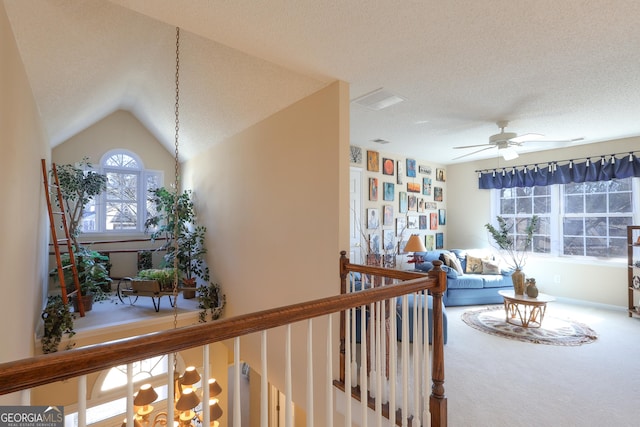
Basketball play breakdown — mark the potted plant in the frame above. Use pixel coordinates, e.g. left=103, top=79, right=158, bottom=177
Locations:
left=54, top=248, right=111, bottom=312
left=485, top=215, right=539, bottom=294
left=41, top=295, right=76, bottom=353
left=197, top=282, right=226, bottom=323
left=145, top=188, right=210, bottom=298
left=138, top=268, right=177, bottom=291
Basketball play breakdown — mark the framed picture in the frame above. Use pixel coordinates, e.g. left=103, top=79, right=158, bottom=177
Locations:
left=350, top=145, right=363, bottom=164
left=399, top=191, right=408, bottom=213
left=407, top=216, right=418, bottom=229
left=367, top=150, right=379, bottom=172
left=408, top=195, right=417, bottom=211
left=434, top=186, right=443, bottom=202
left=425, top=234, right=435, bottom=251
left=419, top=215, right=428, bottom=229
left=396, top=216, right=407, bottom=236
left=396, top=160, right=404, bottom=184
left=407, top=182, right=421, bottom=193
left=422, top=177, right=432, bottom=196
left=382, top=158, right=395, bottom=175
left=383, top=205, right=394, bottom=226
left=369, top=177, right=378, bottom=201
left=436, top=168, right=446, bottom=181
left=383, top=229, right=395, bottom=251
left=406, top=158, right=417, bottom=177
left=369, top=233, right=381, bottom=253
left=430, top=212, right=438, bottom=230
left=367, top=208, right=379, bottom=229
left=425, top=201, right=437, bottom=210
left=418, top=198, right=425, bottom=212
left=383, top=182, right=395, bottom=201
left=436, top=232, right=444, bottom=249
left=419, top=165, right=432, bottom=175
left=439, top=209, right=446, bottom=225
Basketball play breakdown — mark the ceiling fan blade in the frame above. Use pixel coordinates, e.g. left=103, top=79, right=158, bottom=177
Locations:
left=452, top=146, right=496, bottom=160
left=509, top=133, right=544, bottom=143
left=453, top=143, right=493, bottom=149
left=519, top=137, right=585, bottom=144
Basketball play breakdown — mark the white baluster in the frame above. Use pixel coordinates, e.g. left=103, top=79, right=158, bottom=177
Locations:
left=326, top=314, right=334, bottom=427
left=360, top=303, right=368, bottom=427
left=126, top=363, right=133, bottom=427
left=351, top=305, right=358, bottom=386
left=423, top=292, right=432, bottom=426
left=345, top=307, right=352, bottom=426
left=234, top=338, right=241, bottom=427
left=168, top=354, right=175, bottom=423
left=375, top=300, right=382, bottom=427
left=402, top=294, right=409, bottom=427
left=307, top=319, right=314, bottom=427
left=369, top=301, right=376, bottom=399
left=412, top=293, right=421, bottom=424
left=389, top=297, right=397, bottom=424
left=77, top=375, right=86, bottom=427
left=285, top=324, right=293, bottom=427
left=203, top=345, right=210, bottom=427
left=261, top=331, right=268, bottom=427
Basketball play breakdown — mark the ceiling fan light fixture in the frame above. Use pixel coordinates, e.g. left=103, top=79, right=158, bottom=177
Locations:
left=499, top=146, right=519, bottom=161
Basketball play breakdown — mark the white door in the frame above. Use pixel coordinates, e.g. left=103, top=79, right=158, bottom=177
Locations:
left=349, top=167, right=363, bottom=264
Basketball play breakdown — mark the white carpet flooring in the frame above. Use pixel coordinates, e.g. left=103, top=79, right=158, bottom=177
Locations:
left=445, top=300, right=640, bottom=427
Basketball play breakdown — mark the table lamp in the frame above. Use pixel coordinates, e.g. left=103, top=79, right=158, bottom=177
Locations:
left=404, top=234, right=427, bottom=265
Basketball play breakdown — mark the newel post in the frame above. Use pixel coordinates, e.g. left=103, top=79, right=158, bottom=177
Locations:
left=339, top=251, right=349, bottom=383
left=428, top=259, right=448, bottom=426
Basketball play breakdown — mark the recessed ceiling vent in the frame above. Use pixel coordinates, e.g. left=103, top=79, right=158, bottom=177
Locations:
left=352, top=88, right=405, bottom=111
left=372, top=138, right=391, bottom=144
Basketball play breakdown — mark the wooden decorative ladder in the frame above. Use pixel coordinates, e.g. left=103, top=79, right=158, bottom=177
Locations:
left=41, top=159, right=85, bottom=316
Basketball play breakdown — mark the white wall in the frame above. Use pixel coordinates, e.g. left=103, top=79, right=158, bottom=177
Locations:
left=0, top=1, right=50, bottom=404
left=446, top=137, right=639, bottom=307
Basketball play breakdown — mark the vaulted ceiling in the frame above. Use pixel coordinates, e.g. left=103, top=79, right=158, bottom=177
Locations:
left=6, top=0, right=640, bottom=164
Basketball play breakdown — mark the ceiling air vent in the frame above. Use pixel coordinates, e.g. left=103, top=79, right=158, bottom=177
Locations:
left=352, top=88, right=405, bottom=111
left=372, top=138, right=390, bottom=144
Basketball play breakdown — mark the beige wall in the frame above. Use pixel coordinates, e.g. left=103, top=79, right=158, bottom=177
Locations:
left=0, top=1, right=51, bottom=404
left=182, top=80, right=350, bottom=426
left=446, top=137, right=639, bottom=307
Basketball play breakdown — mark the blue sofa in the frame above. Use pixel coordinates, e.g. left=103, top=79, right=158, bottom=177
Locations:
left=413, top=249, right=514, bottom=306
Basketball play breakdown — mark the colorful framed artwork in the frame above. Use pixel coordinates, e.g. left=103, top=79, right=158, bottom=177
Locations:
left=436, top=232, right=444, bottom=249
left=396, top=160, right=404, bottom=185
left=399, top=191, right=408, bottom=213
left=434, top=186, right=443, bottom=202
left=406, top=158, right=417, bottom=177
left=407, top=216, right=418, bottom=229
left=396, top=216, right=407, bottom=236
left=418, top=198, right=425, bottom=212
left=369, top=177, right=378, bottom=201
left=383, top=182, right=395, bottom=201
left=382, top=158, right=395, bottom=175
left=407, top=182, right=421, bottom=193
left=425, top=201, right=437, bottom=210
left=383, top=205, right=394, bottom=226
left=419, top=215, right=428, bottom=229
left=439, top=209, right=446, bottom=225
left=430, top=212, right=438, bottom=230
left=422, top=177, right=432, bottom=195
left=367, top=208, right=379, bottom=229
left=419, top=165, right=432, bottom=175
left=369, top=233, right=381, bottom=253
left=408, top=195, right=417, bottom=211
left=425, top=234, right=435, bottom=251
left=367, top=150, right=379, bottom=172
left=436, top=168, right=446, bottom=181
left=383, top=229, right=395, bottom=251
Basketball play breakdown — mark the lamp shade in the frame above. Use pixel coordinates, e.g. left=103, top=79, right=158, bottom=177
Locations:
left=176, top=387, right=200, bottom=411
left=208, top=378, right=222, bottom=397
left=179, top=366, right=201, bottom=386
left=133, top=383, right=158, bottom=406
left=404, top=234, right=426, bottom=253
left=209, top=399, right=223, bottom=420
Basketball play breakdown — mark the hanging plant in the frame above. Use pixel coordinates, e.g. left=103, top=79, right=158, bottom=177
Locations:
left=197, top=283, right=226, bottom=323
left=41, top=295, right=76, bottom=353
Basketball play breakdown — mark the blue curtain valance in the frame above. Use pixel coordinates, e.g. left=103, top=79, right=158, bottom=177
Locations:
left=478, top=153, right=640, bottom=189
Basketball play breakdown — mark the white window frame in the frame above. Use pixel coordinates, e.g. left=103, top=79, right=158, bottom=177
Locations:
left=492, top=177, right=640, bottom=261
left=81, top=150, right=163, bottom=234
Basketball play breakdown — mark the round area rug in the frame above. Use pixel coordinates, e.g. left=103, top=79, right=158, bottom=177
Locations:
left=462, top=306, right=598, bottom=346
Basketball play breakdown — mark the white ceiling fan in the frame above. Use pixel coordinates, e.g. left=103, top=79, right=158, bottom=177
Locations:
left=453, top=120, right=583, bottom=160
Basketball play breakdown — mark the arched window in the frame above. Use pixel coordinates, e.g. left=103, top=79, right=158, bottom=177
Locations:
left=81, top=150, right=162, bottom=233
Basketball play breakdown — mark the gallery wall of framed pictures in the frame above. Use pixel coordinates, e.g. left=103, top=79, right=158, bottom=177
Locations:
left=350, top=145, right=447, bottom=260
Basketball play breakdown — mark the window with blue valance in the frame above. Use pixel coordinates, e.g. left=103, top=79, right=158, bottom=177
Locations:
left=478, top=152, right=640, bottom=189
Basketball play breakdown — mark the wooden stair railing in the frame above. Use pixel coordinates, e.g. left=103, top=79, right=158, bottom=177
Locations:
left=0, top=252, right=447, bottom=426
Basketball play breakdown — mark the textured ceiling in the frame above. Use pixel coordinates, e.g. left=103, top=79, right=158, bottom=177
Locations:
left=5, top=0, right=640, bottom=164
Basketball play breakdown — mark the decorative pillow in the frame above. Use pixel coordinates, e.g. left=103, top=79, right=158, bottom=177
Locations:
left=442, top=252, right=465, bottom=275
left=465, top=255, right=484, bottom=274
left=441, top=265, right=458, bottom=279
left=415, top=261, right=434, bottom=272
left=481, top=260, right=500, bottom=275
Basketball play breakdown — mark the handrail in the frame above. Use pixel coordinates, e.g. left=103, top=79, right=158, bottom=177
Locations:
left=0, top=263, right=440, bottom=396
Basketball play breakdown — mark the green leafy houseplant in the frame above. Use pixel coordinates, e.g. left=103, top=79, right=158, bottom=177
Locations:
left=41, top=295, right=76, bottom=353
left=484, top=215, right=539, bottom=270
left=55, top=248, right=111, bottom=303
left=145, top=188, right=210, bottom=289
left=138, top=268, right=177, bottom=291
left=197, top=283, right=226, bottom=323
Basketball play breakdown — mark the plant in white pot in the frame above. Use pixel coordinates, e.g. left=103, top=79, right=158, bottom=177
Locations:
left=485, top=215, right=539, bottom=295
